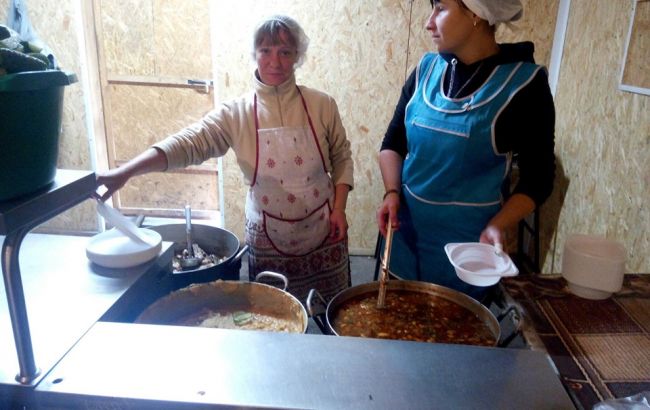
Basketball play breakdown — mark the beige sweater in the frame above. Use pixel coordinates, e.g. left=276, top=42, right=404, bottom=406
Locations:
left=154, top=72, right=354, bottom=190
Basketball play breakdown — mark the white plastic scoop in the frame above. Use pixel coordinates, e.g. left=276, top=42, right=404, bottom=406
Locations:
left=95, top=199, right=157, bottom=246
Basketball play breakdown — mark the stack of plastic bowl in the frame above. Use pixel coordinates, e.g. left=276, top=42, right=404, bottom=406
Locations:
left=561, top=234, right=626, bottom=300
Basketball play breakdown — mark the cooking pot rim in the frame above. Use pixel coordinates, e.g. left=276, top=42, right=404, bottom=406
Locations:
left=322, top=280, right=500, bottom=345
left=135, top=278, right=309, bottom=333
left=148, top=222, right=242, bottom=273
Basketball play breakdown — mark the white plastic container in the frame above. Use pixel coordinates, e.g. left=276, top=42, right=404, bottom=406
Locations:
left=561, top=234, right=626, bottom=300
left=444, top=243, right=519, bottom=287
left=86, top=228, right=162, bottom=268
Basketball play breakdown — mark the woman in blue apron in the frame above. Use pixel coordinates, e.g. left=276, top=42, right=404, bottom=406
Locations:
left=376, top=0, right=555, bottom=301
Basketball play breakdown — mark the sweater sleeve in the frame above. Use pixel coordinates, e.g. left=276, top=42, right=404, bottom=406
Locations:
left=495, top=70, right=556, bottom=206
left=152, top=103, right=236, bottom=170
left=380, top=69, right=417, bottom=158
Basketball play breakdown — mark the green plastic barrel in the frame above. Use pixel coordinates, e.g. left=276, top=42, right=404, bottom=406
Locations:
left=0, top=70, right=77, bottom=202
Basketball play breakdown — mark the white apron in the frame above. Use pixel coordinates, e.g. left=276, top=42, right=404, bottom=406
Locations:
left=245, top=89, right=333, bottom=257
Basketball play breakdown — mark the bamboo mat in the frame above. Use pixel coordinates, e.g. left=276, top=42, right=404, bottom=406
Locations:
left=501, top=274, right=650, bottom=410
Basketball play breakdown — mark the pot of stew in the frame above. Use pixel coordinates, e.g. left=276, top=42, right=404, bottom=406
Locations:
left=145, top=222, right=248, bottom=288
left=306, top=280, right=499, bottom=347
left=135, top=272, right=308, bottom=334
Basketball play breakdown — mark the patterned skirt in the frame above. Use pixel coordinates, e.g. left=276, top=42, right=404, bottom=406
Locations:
left=245, top=219, right=351, bottom=304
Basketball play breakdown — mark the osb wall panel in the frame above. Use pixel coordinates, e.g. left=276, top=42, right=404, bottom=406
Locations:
left=212, top=0, right=414, bottom=252
left=99, top=0, right=211, bottom=78
left=0, top=0, right=95, bottom=233
left=108, top=85, right=213, bottom=160
left=109, top=83, right=218, bottom=212
left=98, top=0, right=215, bottom=214
left=406, top=0, right=557, bottom=72
left=119, top=171, right=218, bottom=211
left=549, top=0, right=649, bottom=273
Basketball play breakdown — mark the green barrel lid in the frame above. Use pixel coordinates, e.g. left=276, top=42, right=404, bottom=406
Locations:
left=0, top=70, right=77, bottom=92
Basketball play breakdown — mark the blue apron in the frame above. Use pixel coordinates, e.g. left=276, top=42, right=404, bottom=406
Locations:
left=388, top=53, right=543, bottom=300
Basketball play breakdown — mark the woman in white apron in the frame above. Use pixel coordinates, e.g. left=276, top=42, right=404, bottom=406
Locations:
left=96, top=15, right=354, bottom=302
left=376, top=0, right=555, bottom=302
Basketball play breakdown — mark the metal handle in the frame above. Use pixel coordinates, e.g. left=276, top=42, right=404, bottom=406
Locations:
left=254, top=271, right=289, bottom=291
left=231, top=245, right=249, bottom=262
left=497, top=305, right=524, bottom=347
left=187, top=79, right=213, bottom=93
left=306, top=288, right=331, bottom=335
left=184, top=205, right=193, bottom=257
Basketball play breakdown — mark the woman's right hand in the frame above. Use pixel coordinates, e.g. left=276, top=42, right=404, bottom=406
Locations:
left=95, top=168, right=131, bottom=202
left=376, top=191, right=400, bottom=237
left=377, top=150, right=405, bottom=237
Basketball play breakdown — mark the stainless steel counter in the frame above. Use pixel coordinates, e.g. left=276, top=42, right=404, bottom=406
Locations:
left=36, top=321, right=575, bottom=409
left=0, top=233, right=173, bottom=388
left=1, top=230, right=575, bottom=409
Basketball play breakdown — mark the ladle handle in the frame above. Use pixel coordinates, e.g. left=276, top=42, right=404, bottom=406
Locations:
left=377, top=222, right=393, bottom=308
left=184, top=205, right=193, bottom=256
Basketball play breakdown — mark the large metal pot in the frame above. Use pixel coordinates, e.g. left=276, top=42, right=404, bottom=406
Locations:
left=307, top=280, right=500, bottom=346
left=147, top=222, right=248, bottom=288
left=135, top=272, right=308, bottom=333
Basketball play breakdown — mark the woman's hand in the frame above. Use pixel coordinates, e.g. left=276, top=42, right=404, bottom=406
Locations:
left=377, top=150, right=404, bottom=237
left=329, top=208, right=348, bottom=240
left=95, top=168, right=131, bottom=202
left=376, top=191, right=400, bottom=237
left=479, top=224, right=503, bottom=248
left=480, top=193, right=537, bottom=249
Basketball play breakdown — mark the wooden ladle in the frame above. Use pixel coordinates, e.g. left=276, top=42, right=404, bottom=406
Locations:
left=377, top=222, right=394, bottom=309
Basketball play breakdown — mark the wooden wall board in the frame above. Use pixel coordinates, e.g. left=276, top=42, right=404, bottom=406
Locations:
left=98, top=0, right=211, bottom=78
left=108, top=84, right=214, bottom=160
left=118, top=171, right=219, bottom=212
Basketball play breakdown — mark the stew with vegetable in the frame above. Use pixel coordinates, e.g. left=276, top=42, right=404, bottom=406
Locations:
left=332, top=290, right=495, bottom=346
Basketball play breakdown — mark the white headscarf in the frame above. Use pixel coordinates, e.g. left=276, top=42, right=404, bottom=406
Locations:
left=462, top=0, right=523, bottom=26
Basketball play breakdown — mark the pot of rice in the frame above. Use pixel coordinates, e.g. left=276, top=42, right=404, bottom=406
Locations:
left=135, top=272, right=307, bottom=334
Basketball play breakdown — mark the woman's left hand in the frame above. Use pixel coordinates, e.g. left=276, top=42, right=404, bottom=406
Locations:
left=479, top=224, right=503, bottom=248
left=329, top=208, right=348, bottom=240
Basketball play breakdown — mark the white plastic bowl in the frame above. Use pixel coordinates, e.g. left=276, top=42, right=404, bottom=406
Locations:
left=444, top=242, right=519, bottom=287
left=86, top=228, right=162, bottom=268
